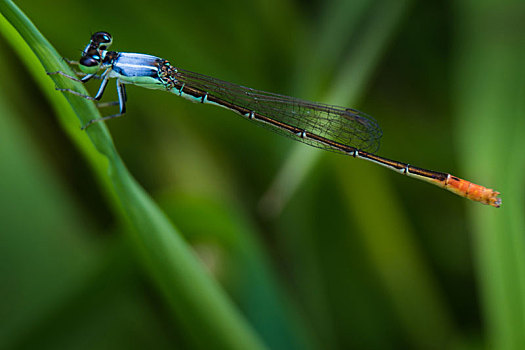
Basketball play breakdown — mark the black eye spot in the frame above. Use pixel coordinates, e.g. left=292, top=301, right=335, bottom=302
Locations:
left=92, top=31, right=112, bottom=44
left=80, top=56, right=100, bottom=67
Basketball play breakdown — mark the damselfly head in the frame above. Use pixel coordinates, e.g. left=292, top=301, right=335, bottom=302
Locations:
left=82, top=31, right=113, bottom=56
left=78, top=48, right=103, bottom=74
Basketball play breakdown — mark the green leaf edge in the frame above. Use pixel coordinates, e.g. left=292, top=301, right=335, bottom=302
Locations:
left=0, top=1, right=267, bottom=349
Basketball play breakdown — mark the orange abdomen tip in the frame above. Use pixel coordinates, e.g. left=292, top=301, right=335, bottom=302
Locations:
left=446, top=175, right=502, bottom=208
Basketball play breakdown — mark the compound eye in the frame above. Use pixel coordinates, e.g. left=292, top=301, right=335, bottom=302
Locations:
left=79, top=54, right=100, bottom=67
left=91, top=31, right=112, bottom=46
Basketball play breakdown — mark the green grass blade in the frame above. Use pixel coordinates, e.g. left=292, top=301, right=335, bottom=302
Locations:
left=160, top=193, right=317, bottom=350
left=0, top=1, right=266, bottom=349
left=454, top=1, right=525, bottom=348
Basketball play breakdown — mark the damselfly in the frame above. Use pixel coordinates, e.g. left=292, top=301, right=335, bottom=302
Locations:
left=48, top=31, right=501, bottom=208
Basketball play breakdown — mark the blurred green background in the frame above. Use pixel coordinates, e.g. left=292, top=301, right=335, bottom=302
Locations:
left=1, top=0, right=524, bottom=349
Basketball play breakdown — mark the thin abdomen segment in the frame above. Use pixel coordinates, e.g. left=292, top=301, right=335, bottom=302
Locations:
left=162, top=63, right=502, bottom=207
left=357, top=151, right=501, bottom=207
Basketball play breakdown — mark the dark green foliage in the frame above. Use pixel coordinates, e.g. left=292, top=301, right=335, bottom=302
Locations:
left=1, top=0, right=523, bottom=349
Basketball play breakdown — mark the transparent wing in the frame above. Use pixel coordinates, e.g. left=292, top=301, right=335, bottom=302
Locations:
left=176, top=68, right=383, bottom=153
